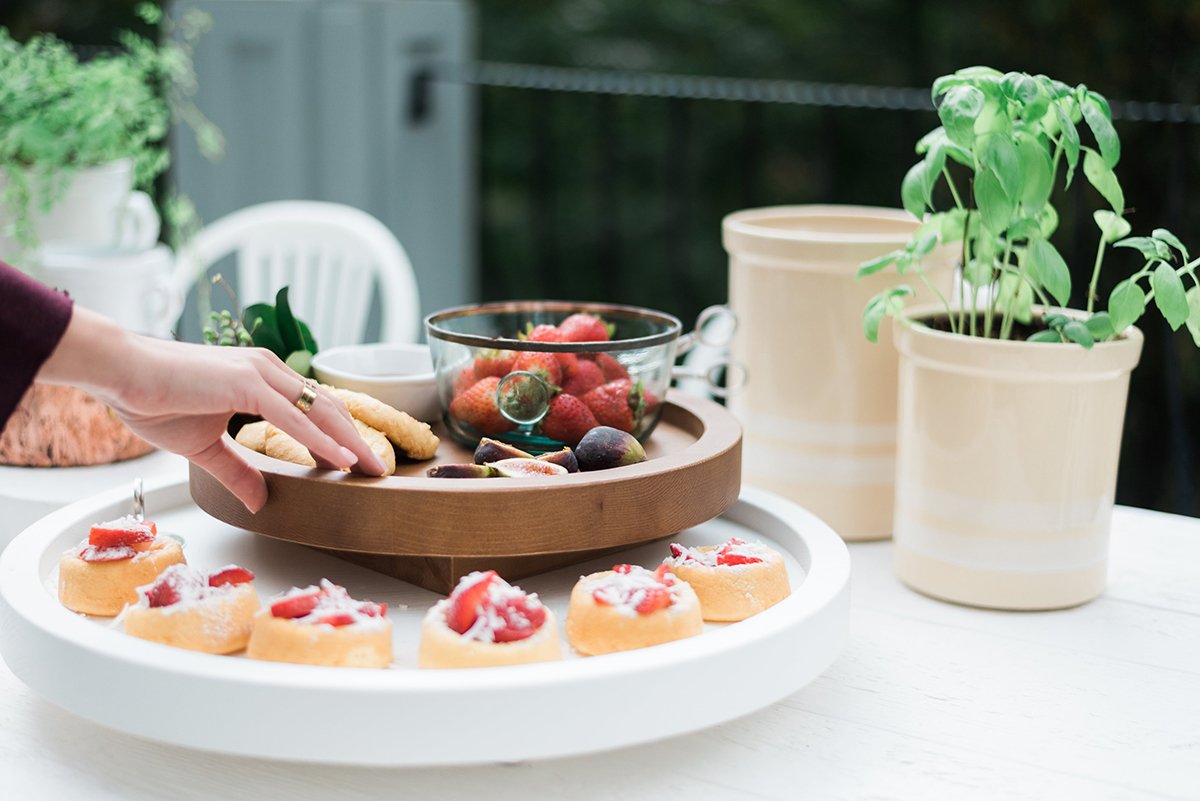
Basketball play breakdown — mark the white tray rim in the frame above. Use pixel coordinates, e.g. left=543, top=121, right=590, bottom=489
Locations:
left=0, top=477, right=851, bottom=765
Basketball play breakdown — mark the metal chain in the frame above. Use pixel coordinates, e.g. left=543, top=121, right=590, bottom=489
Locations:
left=436, top=60, right=1200, bottom=124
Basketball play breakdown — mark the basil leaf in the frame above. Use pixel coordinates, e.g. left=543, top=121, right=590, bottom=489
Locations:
left=1025, top=238, right=1072, bottom=306
left=1083, top=149, right=1125, bottom=213
left=975, top=169, right=1014, bottom=233
left=1081, top=98, right=1120, bottom=169
left=1108, top=279, right=1146, bottom=332
left=1186, top=286, right=1200, bottom=348
left=1027, top=330, right=1062, bottom=343
left=275, top=286, right=305, bottom=355
left=1151, top=262, right=1189, bottom=331
left=857, top=250, right=900, bottom=279
left=1152, top=228, right=1189, bottom=263
left=901, top=161, right=928, bottom=219
left=1093, top=210, right=1132, bottom=244
left=1061, top=320, right=1095, bottom=349
left=938, top=85, right=985, bottom=147
left=979, top=133, right=1022, bottom=202
left=1085, top=312, right=1116, bottom=341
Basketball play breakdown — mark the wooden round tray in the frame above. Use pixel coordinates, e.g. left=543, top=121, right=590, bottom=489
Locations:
left=190, top=391, right=742, bottom=592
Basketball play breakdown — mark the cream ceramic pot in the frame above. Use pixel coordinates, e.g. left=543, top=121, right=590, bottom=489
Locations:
left=892, top=307, right=1144, bottom=610
left=723, top=205, right=955, bottom=541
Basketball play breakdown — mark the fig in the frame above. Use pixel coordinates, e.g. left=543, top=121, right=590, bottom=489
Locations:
left=427, top=463, right=498, bottom=479
left=575, top=426, right=647, bottom=471
left=486, top=458, right=568, bottom=478
left=473, top=437, right=533, bottom=465
left=536, top=447, right=579, bottom=473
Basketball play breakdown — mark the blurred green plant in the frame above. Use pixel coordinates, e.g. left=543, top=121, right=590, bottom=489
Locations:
left=0, top=2, right=222, bottom=252
left=203, top=275, right=319, bottom=377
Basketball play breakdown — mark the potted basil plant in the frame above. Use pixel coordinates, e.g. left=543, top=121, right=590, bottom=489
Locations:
left=859, top=66, right=1199, bottom=610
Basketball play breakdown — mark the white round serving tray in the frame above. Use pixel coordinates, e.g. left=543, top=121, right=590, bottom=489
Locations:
left=0, top=478, right=850, bottom=766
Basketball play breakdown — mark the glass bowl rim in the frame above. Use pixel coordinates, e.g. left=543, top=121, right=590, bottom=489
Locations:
left=424, top=300, right=683, bottom=353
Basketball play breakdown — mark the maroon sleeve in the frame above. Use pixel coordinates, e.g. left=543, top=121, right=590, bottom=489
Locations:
left=0, top=260, right=75, bottom=429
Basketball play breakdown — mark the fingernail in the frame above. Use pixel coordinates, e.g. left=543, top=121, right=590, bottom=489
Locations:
left=340, top=447, right=359, bottom=466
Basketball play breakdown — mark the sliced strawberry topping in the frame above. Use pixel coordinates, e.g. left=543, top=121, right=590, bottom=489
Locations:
left=315, top=612, right=356, bottom=627
left=144, top=580, right=181, bottom=608
left=446, top=570, right=498, bottom=634
left=668, top=543, right=686, bottom=559
left=491, top=596, right=547, bottom=643
left=653, top=563, right=675, bottom=586
left=635, top=586, right=672, bottom=614
left=359, top=601, right=387, bottom=617
left=88, top=519, right=156, bottom=549
left=208, top=566, right=255, bottom=587
left=271, top=588, right=324, bottom=619
left=613, top=564, right=635, bottom=574
left=78, top=544, right=136, bottom=563
left=717, top=552, right=763, bottom=566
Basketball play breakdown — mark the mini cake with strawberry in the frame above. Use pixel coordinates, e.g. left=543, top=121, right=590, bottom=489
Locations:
left=124, top=564, right=259, bottom=654
left=58, top=516, right=186, bottom=616
left=246, top=579, right=391, bottom=668
left=564, top=563, right=702, bottom=656
left=664, top=538, right=790, bottom=622
left=419, top=570, right=561, bottom=669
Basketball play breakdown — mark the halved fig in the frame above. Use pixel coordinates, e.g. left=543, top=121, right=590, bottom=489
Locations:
left=536, top=447, right=579, bottom=473
left=473, top=437, right=534, bottom=465
left=427, top=463, right=499, bottom=479
left=486, top=458, right=568, bottom=478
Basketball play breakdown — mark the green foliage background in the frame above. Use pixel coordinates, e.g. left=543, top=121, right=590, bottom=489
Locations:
left=4, top=0, right=1199, bottom=515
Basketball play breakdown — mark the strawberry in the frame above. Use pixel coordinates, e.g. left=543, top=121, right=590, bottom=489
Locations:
left=271, top=588, right=324, bottom=619
left=446, top=570, right=498, bottom=634
left=491, top=596, right=547, bottom=643
left=643, top=389, right=660, bottom=416
left=315, top=612, right=356, bottom=627
left=450, top=376, right=515, bottom=436
left=581, top=379, right=645, bottom=433
left=78, top=545, right=135, bottom=563
left=89, top=519, right=156, bottom=550
left=511, top=351, right=563, bottom=388
left=208, top=566, right=255, bottom=587
left=453, top=364, right=479, bottom=398
left=523, top=323, right=563, bottom=343
left=653, top=563, right=676, bottom=586
left=144, top=567, right=204, bottom=608
left=634, top=586, right=672, bottom=614
left=588, top=352, right=629, bottom=382
left=539, top=394, right=598, bottom=446
left=717, top=552, right=762, bottom=566
left=612, top=564, right=635, bottom=574
left=359, top=601, right=387, bottom=617
left=560, top=358, right=605, bottom=398
left=144, top=579, right=181, bottom=608
left=558, top=313, right=610, bottom=343
left=473, top=349, right=516, bottom=378
left=668, top=543, right=687, bottom=559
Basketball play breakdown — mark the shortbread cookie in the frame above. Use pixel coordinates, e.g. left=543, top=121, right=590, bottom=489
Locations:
left=264, top=424, right=317, bottom=467
left=235, top=420, right=270, bottom=453
left=565, top=564, right=703, bottom=656
left=352, top=418, right=396, bottom=475
left=326, top=386, right=439, bottom=460
left=124, top=564, right=259, bottom=653
left=58, top=516, right=186, bottom=616
left=419, top=571, right=561, bottom=669
left=247, top=579, right=392, bottom=668
left=665, top=538, right=791, bottom=622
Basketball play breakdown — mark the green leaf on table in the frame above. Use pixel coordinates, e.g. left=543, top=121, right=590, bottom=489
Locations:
left=1152, top=228, right=1189, bottom=263
left=285, top=349, right=313, bottom=377
left=938, top=85, right=986, bottom=147
left=297, top=319, right=319, bottom=354
left=1081, top=98, right=1120, bottom=169
left=1151, top=262, right=1190, bottom=330
left=1108, top=279, right=1147, bottom=332
left=274, top=287, right=305, bottom=355
left=242, top=305, right=287, bottom=359
left=1185, top=286, right=1200, bottom=348
left=1027, top=330, right=1062, bottom=343
left=1061, top=319, right=1095, bottom=348
left=857, top=250, right=900, bottom=278
left=979, top=132, right=1022, bottom=202
left=1093, top=210, right=1132, bottom=244
left=975, top=168, right=1014, bottom=233
left=1083, top=149, right=1125, bottom=213
left=1085, top=312, right=1116, bottom=341
left=1025, top=238, right=1072, bottom=306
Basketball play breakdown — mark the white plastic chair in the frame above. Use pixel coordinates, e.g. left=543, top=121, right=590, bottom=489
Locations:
left=172, top=201, right=420, bottom=346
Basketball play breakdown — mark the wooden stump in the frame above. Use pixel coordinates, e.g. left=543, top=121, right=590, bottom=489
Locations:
left=0, top=383, right=155, bottom=467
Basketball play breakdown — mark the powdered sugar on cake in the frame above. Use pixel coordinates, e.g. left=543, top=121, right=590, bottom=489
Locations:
left=433, top=572, right=547, bottom=643
left=586, top=564, right=683, bottom=616
left=134, top=564, right=246, bottom=616
left=269, top=579, right=389, bottom=630
left=666, top=537, right=773, bottom=568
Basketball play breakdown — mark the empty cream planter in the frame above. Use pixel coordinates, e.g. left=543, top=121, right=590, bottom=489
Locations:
left=723, top=205, right=955, bottom=541
left=891, top=308, right=1144, bottom=610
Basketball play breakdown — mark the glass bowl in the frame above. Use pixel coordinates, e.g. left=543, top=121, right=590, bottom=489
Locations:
left=425, top=301, right=684, bottom=451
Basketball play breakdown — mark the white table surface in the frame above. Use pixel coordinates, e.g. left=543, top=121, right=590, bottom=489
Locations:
left=2, top=504, right=1197, bottom=801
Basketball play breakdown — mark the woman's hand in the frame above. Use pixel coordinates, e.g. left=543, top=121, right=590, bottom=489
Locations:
left=37, top=306, right=388, bottom=512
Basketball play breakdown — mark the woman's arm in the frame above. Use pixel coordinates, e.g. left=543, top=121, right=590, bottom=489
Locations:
left=0, top=260, right=74, bottom=424
left=36, top=304, right=389, bottom=512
